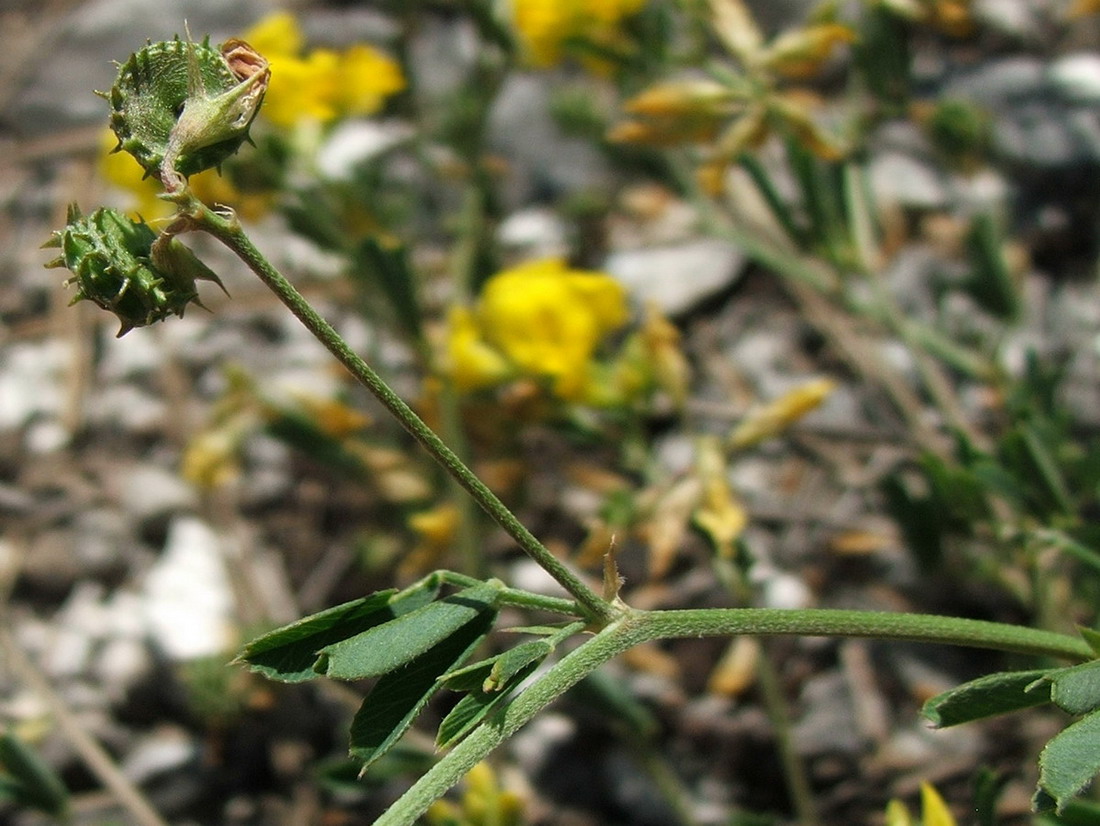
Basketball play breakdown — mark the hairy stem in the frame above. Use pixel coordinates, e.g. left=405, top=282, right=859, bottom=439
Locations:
left=372, top=607, right=1089, bottom=825
left=186, top=201, right=614, bottom=624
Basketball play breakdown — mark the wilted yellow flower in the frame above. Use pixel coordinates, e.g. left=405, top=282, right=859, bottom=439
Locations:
left=762, top=23, right=857, bottom=78
left=881, top=0, right=975, bottom=36
left=510, top=0, right=646, bottom=67
left=242, top=12, right=404, bottom=128
left=444, top=259, right=629, bottom=401
left=612, top=303, right=691, bottom=406
left=693, top=436, right=747, bottom=560
left=1070, top=0, right=1100, bottom=17
left=608, top=79, right=739, bottom=146
left=611, top=0, right=851, bottom=164
left=728, top=377, right=836, bottom=449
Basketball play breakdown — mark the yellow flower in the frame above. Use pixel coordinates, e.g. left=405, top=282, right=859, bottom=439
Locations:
left=241, top=11, right=405, bottom=129
left=242, top=11, right=302, bottom=59
left=445, top=306, right=515, bottom=392
left=425, top=762, right=525, bottom=826
left=444, top=259, right=629, bottom=401
left=477, top=259, right=628, bottom=400
left=510, top=0, right=646, bottom=67
left=337, top=45, right=407, bottom=116
left=260, top=48, right=342, bottom=127
left=187, top=167, right=276, bottom=222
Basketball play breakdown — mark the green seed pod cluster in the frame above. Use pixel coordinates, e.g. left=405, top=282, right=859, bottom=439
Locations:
left=44, top=205, right=224, bottom=336
left=108, top=36, right=269, bottom=182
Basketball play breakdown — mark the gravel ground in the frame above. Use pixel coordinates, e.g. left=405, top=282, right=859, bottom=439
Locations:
left=5, top=1, right=1100, bottom=825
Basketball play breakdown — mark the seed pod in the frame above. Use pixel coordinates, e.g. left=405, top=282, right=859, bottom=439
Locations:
left=108, top=36, right=269, bottom=183
left=44, top=205, right=224, bottom=336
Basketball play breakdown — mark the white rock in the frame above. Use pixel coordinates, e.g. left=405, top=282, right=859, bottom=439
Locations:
left=121, top=727, right=197, bottom=783
left=605, top=240, right=746, bottom=317
left=0, top=341, right=70, bottom=430
left=119, top=465, right=198, bottom=524
left=1051, top=54, right=1100, bottom=104
left=869, top=151, right=949, bottom=210
left=497, top=208, right=570, bottom=260
left=45, top=583, right=109, bottom=677
left=143, top=517, right=236, bottom=660
left=318, top=120, right=415, bottom=180
left=95, top=637, right=151, bottom=696
left=85, top=384, right=168, bottom=433
left=761, top=572, right=813, bottom=610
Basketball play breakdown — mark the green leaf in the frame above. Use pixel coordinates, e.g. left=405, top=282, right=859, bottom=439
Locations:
left=349, top=610, right=496, bottom=770
left=352, top=238, right=422, bottom=343
left=317, top=582, right=502, bottom=681
left=436, top=657, right=543, bottom=749
left=1037, top=709, right=1100, bottom=812
left=965, top=211, right=1019, bottom=320
left=485, top=640, right=553, bottom=692
left=922, top=669, right=1053, bottom=727
left=1036, top=796, right=1100, bottom=824
left=236, top=582, right=439, bottom=682
left=1047, top=661, right=1100, bottom=716
left=1080, top=628, right=1100, bottom=658
left=0, top=732, right=69, bottom=818
left=972, top=767, right=1008, bottom=826
left=441, top=657, right=499, bottom=692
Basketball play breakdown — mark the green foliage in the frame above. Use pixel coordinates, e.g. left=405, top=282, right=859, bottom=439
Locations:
left=237, top=583, right=441, bottom=682
left=922, top=669, right=1053, bottom=727
left=0, top=732, right=70, bottom=820
left=924, top=652, right=1100, bottom=808
left=43, top=0, right=1100, bottom=821
left=349, top=608, right=496, bottom=768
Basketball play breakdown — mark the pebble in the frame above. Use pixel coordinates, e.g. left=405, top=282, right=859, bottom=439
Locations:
left=142, top=516, right=236, bottom=660
left=605, top=240, right=747, bottom=317
left=118, top=464, right=198, bottom=526
left=869, top=152, right=951, bottom=211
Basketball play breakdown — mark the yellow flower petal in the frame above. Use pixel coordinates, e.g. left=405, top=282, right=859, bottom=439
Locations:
left=243, top=12, right=303, bottom=60
left=445, top=306, right=514, bottom=391
left=477, top=259, right=628, bottom=400
left=920, top=782, right=958, bottom=826
left=336, top=45, right=406, bottom=116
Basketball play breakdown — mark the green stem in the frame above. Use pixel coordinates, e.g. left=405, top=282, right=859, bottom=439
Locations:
left=436, top=570, right=583, bottom=616
left=636, top=608, right=1092, bottom=659
left=373, top=607, right=1089, bottom=825
left=754, top=643, right=819, bottom=826
left=187, top=202, right=614, bottom=625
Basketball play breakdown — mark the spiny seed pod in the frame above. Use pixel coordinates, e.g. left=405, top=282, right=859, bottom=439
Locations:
left=44, top=205, right=225, bottom=336
left=107, top=35, right=269, bottom=183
